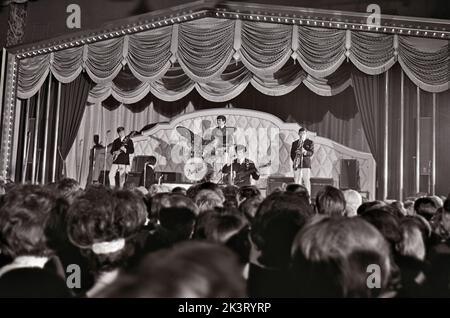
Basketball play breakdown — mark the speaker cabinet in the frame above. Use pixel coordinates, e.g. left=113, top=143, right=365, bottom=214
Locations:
left=267, top=176, right=295, bottom=195
left=340, top=159, right=360, bottom=190
left=124, top=172, right=143, bottom=188
left=311, top=178, right=334, bottom=200
left=155, top=171, right=183, bottom=183
left=132, top=156, right=153, bottom=173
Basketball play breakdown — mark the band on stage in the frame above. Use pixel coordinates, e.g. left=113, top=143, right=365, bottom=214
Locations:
left=90, top=116, right=314, bottom=194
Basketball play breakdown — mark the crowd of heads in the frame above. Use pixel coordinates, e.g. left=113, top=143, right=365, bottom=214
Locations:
left=0, top=176, right=450, bottom=298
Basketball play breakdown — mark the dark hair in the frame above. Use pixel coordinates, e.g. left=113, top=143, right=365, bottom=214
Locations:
left=299, top=127, right=307, bottom=133
left=414, top=197, right=439, bottom=221
left=99, top=241, right=246, bottom=298
left=117, top=127, right=125, bottom=133
left=315, top=186, right=346, bottom=217
left=239, top=195, right=263, bottom=221
left=291, top=217, right=393, bottom=297
left=237, top=185, right=261, bottom=202
left=194, top=212, right=247, bottom=243
left=66, top=188, right=146, bottom=273
left=285, top=183, right=310, bottom=201
left=359, top=208, right=402, bottom=252
left=217, top=115, right=226, bottom=122
left=0, top=185, right=59, bottom=258
left=171, top=187, right=186, bottom=195
left=357, top=200, right=384, bottom=215
left=251, top=192, right=313, bottom=268
left=55, top=178, right=81, bottom=204
left=148, top=156, right=157, bottom=166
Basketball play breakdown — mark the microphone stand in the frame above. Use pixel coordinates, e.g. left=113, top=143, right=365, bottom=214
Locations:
left=58, top=147, right=66, bottom=178
left=144, top=162, right=148, bottom=188
left=22, top=131, right=31, bottom=183
left=104, top=131, right=110, bottom=186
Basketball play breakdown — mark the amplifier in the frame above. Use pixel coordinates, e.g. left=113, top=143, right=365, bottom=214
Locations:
left=311, top=178, right=335, bottom=200
left=267, top=176, right=295, bottom=195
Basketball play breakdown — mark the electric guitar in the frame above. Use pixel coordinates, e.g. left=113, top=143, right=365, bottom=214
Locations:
left=112, top=134, right=132, bottom=162
left=225, top=160, right=271, bottom=185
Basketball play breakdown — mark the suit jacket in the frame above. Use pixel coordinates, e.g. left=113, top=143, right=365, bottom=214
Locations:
left=142, top=165, right=156, bottom=188
left=110, top=137, right=134, bottom=165
left=222, top=158, right=260, bottom=186
left=290, top=138, right=314, bottom=169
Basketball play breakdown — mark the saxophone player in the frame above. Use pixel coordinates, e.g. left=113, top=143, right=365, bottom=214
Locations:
left=290, top=128, right=314, bottom=195
left=109, top=127, right=134, bottom=188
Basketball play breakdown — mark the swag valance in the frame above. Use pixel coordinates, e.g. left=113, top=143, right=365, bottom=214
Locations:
left=17, top=17, right=450, bottom=102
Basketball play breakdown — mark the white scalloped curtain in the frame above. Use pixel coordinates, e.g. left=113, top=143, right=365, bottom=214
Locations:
left=17, top=17, right=450, bottom=101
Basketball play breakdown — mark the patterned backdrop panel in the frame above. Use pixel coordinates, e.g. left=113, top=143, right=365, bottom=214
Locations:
left=131, top=108, right=375, bottom=199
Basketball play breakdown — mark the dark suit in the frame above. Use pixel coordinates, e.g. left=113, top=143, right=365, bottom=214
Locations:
left=142, top=165, right=156, bottom=188
left=110, top=137, right=134, bottom=165
left=222, top=158, right=260, bottom=186
left=290, top=138, right=314, bottom=169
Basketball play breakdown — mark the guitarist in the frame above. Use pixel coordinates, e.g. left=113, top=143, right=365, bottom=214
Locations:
left=290, top=127, right=314, bottom=195
left=109, top=127, right=134, bottom=188
left=222, top=145, right=260, bottom=187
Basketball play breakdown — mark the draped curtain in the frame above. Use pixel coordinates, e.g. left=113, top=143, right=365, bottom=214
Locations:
left=16, top=18, right=450, bottom=102
left=56, top=73, right=94, bottom=179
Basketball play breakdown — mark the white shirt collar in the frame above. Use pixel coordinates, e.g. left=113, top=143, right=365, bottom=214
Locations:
left=0, top=256, right=49, bottom=278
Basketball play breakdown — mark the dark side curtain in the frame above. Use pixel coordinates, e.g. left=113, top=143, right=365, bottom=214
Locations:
left=56, top=73, right=93, bottom=179
left=351, top=68, right=385, bottom=198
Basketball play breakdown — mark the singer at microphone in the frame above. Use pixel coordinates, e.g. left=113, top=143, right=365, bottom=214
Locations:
left=109, top=127, right=134, bottom=188
left=290, top=127, right=314, bottom=195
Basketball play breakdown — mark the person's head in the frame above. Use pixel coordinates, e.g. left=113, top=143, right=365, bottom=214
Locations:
left=194, top=212, right=248, bottom=244
left=158, top=207, right=197, bottom=241
left=414, top=197, right=439, bottom=221
left=195, top=182, right=225, bottom=201
left=217, top=115, right=226, bottom=128
left=235, top=145, right=246, bottom=161
left=160, top=194, right=199, bottom=216
left=239, top=195, right=263, bottom=221
left=171, top=187, right=187, bottom=195
left=98, top=241, right=246, bottom=298
left=398, top=218, right=426, bottom=261
left=54, top=178, right=82, bottom=204
left=298, top=127, right=307, bottom=141
left=359, top=208, right=402, bottom=253
left=147, top=156, right=157, bottom=167
left=357, top=200, right=385, bottom=215
left=291, top=217, right=393, bottom=297
left=342, top=189, right=362, bottom=217
left=315, top=186, right=346, bottom=217
left=195, top=189, right=224, bottom=214
left=117, top=126, right=125, bottom=138
left=66, top=188, right=146, bottom=274
left=237, top=185, right=261, bottom=204
left=403, top=200, right=415, bottom=216
left=286, top=183, right=310, bottom=202
left=0, top=185, right=59, bottom=258
left=251, top=192, right=313, bottom=268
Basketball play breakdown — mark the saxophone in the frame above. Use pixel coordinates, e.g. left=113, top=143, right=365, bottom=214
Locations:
left=293, top=140, right=304, bottom=170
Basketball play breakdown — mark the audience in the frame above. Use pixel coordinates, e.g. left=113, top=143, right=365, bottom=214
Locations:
left=0, top=185, right=72, bottom=297
left=1, top=177, right=449, bottom=298
left=291, top=217, right=394, bottom=297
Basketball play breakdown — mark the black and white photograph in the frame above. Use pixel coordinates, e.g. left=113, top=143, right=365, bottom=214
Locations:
left=0, top=0, right=449, bottom=302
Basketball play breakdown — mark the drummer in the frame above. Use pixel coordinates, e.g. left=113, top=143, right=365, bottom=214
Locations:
left=210, top=115, right=235, bottom=154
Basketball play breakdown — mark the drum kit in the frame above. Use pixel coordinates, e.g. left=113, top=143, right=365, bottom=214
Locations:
left=177, top=125, right=237, bottom=184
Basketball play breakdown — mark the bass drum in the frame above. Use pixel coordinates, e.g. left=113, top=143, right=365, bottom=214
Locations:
left=184, top=157, right=216, bottom=183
